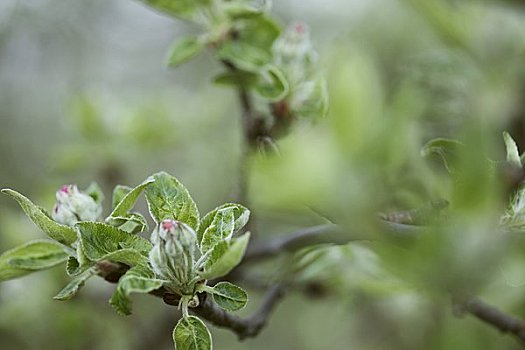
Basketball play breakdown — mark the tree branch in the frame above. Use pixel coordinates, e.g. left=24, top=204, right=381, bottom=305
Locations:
left=457, top=297, right=525, bottom=343
left=243, top=220, right=422, bottom=263
left=193, top=283, right=285, bottom=340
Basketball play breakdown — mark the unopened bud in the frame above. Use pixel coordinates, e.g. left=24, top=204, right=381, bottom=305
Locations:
left=52, top=185, right=102, bottom=226
left=149, top=219, right=198, bottom=293
left=272, top=22, right=317, bottom=69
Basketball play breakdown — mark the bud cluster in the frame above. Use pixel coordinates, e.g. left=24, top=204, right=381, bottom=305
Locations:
left=149, top=219, right=199, bottom=295
left=52, top=185, right=102, bottom=226
left=271, top=22, right=328, bottom=119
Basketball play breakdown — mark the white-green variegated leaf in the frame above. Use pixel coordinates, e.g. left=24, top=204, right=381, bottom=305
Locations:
left=199, top=233, right=250, bottom=280
left=209, top=281, right=247, bottom=311
left=173, top=316, right=212, bottom=350
left=53, top=267, right=97, bottom=301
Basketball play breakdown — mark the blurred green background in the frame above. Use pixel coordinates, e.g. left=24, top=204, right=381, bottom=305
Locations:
left=1, top=0, right=525, bottom=349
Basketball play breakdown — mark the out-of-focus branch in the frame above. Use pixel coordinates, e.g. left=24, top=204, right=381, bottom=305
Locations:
left=456, top=297, right=525, bottom=343
left=243, top=220, right=422, bottom=263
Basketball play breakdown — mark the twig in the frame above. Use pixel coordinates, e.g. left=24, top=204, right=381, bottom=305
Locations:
left=193, top=283, right=285, bottom=340
left=457, top=297, right=525, bottom=343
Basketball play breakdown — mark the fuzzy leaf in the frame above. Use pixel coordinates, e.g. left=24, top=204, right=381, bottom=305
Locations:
left=109, top=264, right=164, bottom=315
left=1, top=189, right=77, bottom=245
left=76, top=222, right=151, bottom=262
left=0, top=240, right=68, bottom=282
left=503, top=131, right=522, bottom=167
left=85, top=182, right=104, bottom=204
left=107, top=213, right=149, bottom=234
left=210, top=281, right=247, bottom=311
left=197, top=203, right=250, bottom=243
left=166, top=36, right=205, bottom=68
left=108, top=177, right=154, bottom=219
left=200, top=233, right=250, bottom=280
left=173, top=316, right=212, bottom=350
left=218, top=41, right=271, bottom=72
left=200, top=209, right=235, bottom=253
left=54, top=268, right=97, bottom=301
left=112, top=185, right=133, bottom=210
left=145, top=172, right=199, bottom=229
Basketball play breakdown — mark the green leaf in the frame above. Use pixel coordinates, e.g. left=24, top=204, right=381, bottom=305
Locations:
left=197, top=203, right=250, bottom=243
left=76, top=222, right=152, bottom=262
left=173, top=316, right=212, bottom=350
left=200, top=232, right=250, bottom=280
left=212, top=70, right=258, bottom=88
left=54, top=267, right=97, bottom=301
left=138, top=0, right=211, bottom=20
left=166, top=36, right=205, bottom=68
left=102, top=248, right=149, bottom=267
left=108, top=177, right=154, bottom=219
left=503, top=131, right=522, bottom=167
left=200, top=209, right=235, bottom=253
left=1, top=189, right=77, bottom=245
left=420, top=138, right=464, bottom=173
left=66, top=256, right=81, bottom=276
left=85, top=182, right=104, bottom=204
left=218, top=41, right=271, bottom=72
left=107, top=213, right=149, bottom=234
left=0, top=240, right=69, bottom=282
left=224, top=2, right=265, bottom=19
left=254, top=65, right=289, bottom=101
left=235, top=16, right=281, bottom=53
left=109, top=264, right=164, bottom=315
left=145, top=172, right=200, bottom=229
left=112, top=185, right=133, bottom=210
left=209, top=281, right=248, bottom=311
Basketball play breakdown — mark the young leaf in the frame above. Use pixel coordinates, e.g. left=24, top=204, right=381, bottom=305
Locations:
left=102, top=248, right=150, bottom=267
left=173, top=316, right=212, bottom=350
left=212, top=70, right=258, bottom=88
left=254, top=65, right=289, bottom=101
left=197, top=203, right=250, bottom=243
left=200, top=233, right=250, bottom=280
left=85, top=182, right=104, bottom=204
left=218, top=41, right=271, bottom=72
left=108, top=177, right=154, bottom=219
left=76, top=222, right=152, bottom=262
left=166, top=36, right=205, bottom=68
left=66, top=256, right=81, bottom=276
left=107, top=213, right=149, bottom=234
left=1, top=189, right=77, bottom=245
left=145, top=172, right=200, bottom=229
left=200, top=209, right=235, bottom=253
left=54, top=267, right=97, bottom=301
left=112, top=185, right=133, bottom=210
left=138, top=0, right=211, bottom=20
left=109, top=264, right=164, bottom=315
left=0, top=240, right=69, bottom=282
left=209, top=281, right=248, bottom=311
left=503, top=131, right=522, bottom=167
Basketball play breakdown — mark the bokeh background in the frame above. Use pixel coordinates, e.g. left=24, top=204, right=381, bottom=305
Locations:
left=1, top=0, right=525, bottom=349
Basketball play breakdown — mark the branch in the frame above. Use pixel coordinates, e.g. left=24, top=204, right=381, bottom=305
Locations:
left=457, top=297, right=525, bottom=343
left=193, top=283, right=285, bottom=340
left=243, top=220, right=422, bottom=263
left=98, top=262, right=285, bottom=340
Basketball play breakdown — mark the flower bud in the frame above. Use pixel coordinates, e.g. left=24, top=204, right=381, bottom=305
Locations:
left=272, top=22, right=317, bottom=72
left=52, top=185, right=102, bottom=226
left=149, top=219, right=198, bottom=293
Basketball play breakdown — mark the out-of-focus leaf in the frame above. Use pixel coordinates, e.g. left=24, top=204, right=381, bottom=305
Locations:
left=166, top=36, right=205, bottom=68
left=420, top=138, right=464, bottom=173
left=0, top=240, right=69, bottom=282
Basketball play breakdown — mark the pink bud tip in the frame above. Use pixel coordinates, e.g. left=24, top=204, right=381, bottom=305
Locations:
left=60, top=185, right=75, bottom=194
left=294, top=22, right=307, bottom=34
left=162, top=220, right=177, bottom=231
